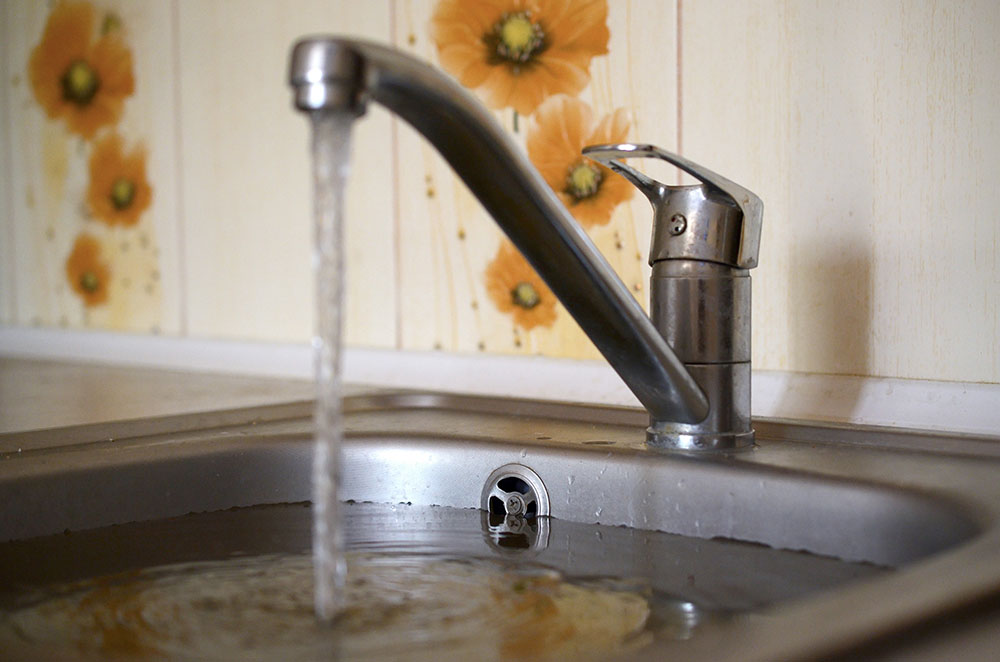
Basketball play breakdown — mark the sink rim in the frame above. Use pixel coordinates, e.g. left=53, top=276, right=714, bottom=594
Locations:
left=2, top=388, right=1000, bottom=662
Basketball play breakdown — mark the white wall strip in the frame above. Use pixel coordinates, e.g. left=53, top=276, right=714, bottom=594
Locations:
left=2, top=325, right=998, bottom=435
left=752, top=371, right=1000, bottom=436
left=0, top=326, right=313, bottom=378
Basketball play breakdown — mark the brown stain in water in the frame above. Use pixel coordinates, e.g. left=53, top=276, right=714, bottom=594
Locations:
left=76, top=574, right=166, bottom=658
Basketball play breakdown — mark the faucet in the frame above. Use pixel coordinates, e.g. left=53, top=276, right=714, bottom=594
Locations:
left=288, top=37, right=762, bottom=451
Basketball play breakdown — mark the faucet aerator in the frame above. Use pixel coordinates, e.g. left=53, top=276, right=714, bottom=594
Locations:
left=290, top=38, right=367, bottom=115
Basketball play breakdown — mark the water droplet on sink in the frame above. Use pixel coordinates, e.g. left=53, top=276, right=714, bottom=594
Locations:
left=567, top=475, right=575, bottom=486
left=519, top=449, right=527, bottom=458
left=594, top=507, right=603, bottom=518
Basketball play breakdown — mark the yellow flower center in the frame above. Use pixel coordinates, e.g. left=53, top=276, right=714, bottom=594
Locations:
left=61, top=60, right=100, bottom=106
left=80, top=271, right=101, bottom=293
left=511, top=282, right=541, bottom=309
left=493, top=11, right=545, bottom=64
left=110, top=177, right=136, bottom=210
left=566, top=162, right=603, bottom=201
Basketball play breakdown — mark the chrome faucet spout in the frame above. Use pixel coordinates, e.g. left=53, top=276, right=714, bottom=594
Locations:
left=289, top=37, right=710, bottom=433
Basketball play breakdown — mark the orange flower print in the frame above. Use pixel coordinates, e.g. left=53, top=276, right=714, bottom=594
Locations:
left=527, top=95, right=633, bottom=229
left=430, top=0, right=609, bottom=116
left=28, top=1, right=135, bottom=139
left=65, top=234, right=110, bottom=306
left=485, top=241, right=557, bottom=330
left=86, top=133, right=153, bottom=226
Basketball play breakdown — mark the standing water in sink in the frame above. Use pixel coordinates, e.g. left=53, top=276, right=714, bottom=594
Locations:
left=0, top=502, right=888, bottom=660
left=310, top=110, right=354, bottom=621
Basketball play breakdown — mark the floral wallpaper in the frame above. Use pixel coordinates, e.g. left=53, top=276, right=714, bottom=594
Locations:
left=429, top=0, right=610, bottom=116
left=526, top=97, right=632, bottom=230
left=28, top=1, right=134, bottom=139
left=18, top=0, right=161, bottom=329
left=484, top=241, right=556, bottom=331
left=4, top=0, right=645, bottom=352
left=3, top=0, right=992, bottom=383
left=429, top=0, right=637, bottom=337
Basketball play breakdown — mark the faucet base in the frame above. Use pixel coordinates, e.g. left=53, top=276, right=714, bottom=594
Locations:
left=645, top=261, right=754, bottom=451
left=645, top=426, right=755, bottom=451
left=645, top=362, right=754, bottom=451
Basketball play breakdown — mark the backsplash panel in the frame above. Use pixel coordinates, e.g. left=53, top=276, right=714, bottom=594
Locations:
left=391, top=0, right=673, bottom=359
left=4, top=0, right=180, bottom=334
left=682, top=0, right=1000, bottom=382
left=2, top=0, right=998, bottom=384
left=176, top=0, right=396, bottom=346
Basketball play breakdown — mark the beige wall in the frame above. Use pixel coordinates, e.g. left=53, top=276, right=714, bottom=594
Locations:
left=2, top=0, right=998, bottom=384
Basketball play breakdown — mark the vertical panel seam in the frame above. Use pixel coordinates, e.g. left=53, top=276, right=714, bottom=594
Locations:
left=390, top=0, right=403, bottom=350
left=676, top=0, right=684, bottom=181
left=171, top=0, right=188, bottom=336
left=2, top=1, right=17, bottom=321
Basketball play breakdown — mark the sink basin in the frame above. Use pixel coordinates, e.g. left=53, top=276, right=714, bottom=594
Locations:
left=1, top=390, right=999, bottom=660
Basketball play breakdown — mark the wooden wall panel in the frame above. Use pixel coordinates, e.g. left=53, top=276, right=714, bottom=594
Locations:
left=3, top=0, right=180, bottom=334
left=177, top=0, right=396, bottom=345
left=682, top=0, right=1000, bottom=382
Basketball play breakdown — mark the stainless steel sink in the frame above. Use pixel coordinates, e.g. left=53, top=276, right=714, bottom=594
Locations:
left=2, top=389, right=999, bottom=661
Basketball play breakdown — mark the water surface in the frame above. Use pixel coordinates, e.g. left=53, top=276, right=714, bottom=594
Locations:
left=0, top=502, right=887, bottom=661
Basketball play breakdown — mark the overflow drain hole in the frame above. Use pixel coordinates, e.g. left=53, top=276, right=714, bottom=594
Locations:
left=482, top=464, right=549, bottom=519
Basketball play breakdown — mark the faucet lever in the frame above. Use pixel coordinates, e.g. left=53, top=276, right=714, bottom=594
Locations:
left=583, top=143, right=763, bottom=269
left=584, top=143, right=762, bottom=450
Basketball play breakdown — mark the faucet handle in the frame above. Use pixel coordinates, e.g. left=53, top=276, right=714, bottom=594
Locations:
left=583, top=143, right=762, bottom=269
